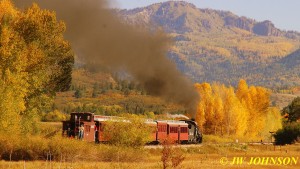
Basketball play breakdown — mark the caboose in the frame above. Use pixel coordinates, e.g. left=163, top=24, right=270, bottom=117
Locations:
left=62, top=112, right=202, bottom=144
left=62, top=112, right=96, bottom=141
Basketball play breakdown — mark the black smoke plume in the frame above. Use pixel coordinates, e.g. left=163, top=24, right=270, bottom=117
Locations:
left=14, top=0, right=199, bottom=114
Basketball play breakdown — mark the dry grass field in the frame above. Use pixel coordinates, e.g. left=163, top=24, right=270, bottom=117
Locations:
left=0, top=144, right=299, bottom=169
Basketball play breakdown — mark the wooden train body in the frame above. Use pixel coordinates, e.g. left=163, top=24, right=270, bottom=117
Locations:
left=62, top=112, right=202, bottom=144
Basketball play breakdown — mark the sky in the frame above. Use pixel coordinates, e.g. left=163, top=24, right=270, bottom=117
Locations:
left=110, top=0, right=300, bottom=32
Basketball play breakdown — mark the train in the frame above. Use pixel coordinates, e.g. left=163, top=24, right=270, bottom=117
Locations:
left=62, top=112, right=202, bottom=144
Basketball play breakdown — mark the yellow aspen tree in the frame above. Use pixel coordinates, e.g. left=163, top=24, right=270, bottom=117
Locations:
left=204, top=95, right=215, bottom=134
left=254, top=87, right=270, bottom=113
left=195, top=83, right=216, bottom=134
left=262, top=107, right=282, bottom=139
left=194, top=83, right=207, bottom=132
left=195, top=102, right=206, bottom=132
left=225, top=86, right=248, bottom=136
left=234, top=102, right=248, bottom=136
left=13, top=3, right=74, bottom=133
left=0, top=24, right=28, bottom=135
left=211, top=83, right=226, bottom=134
left=212, top=96, right=224, bottom=135
left=246, top=86, right=268, bottom=138
left=14, top=3, right=74, bottom=92
left=0, top=2, right=74, bottom=134
left=236, top=79, right=248, bottom=101
left=223, top=87, right=237, bottom=135
left=0, top=0, right=18, bottom=19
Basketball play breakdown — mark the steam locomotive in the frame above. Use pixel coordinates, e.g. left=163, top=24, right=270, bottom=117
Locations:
left=62, top=112, right=202, bottom=144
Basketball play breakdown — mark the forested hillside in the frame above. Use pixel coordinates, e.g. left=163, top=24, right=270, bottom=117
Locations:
left=54, top=69, right=186, bottom=117
left=119, top=1, right=300, bottom=88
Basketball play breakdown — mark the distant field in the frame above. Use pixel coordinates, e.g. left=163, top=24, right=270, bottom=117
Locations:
left=39, top=122, right=61, bottom=128
left=1, top=144, right=299, bottom=169
left=271, top=93, right=299, bottom=109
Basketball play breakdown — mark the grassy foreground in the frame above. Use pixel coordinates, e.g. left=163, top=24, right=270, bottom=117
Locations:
left=0, top=144, right=299, bottom=169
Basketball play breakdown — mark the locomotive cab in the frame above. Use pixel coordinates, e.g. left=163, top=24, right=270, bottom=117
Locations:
left=182, top=120, right=202, bottom=143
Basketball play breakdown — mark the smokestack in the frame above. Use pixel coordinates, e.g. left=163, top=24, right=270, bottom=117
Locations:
left=14, top=0, right=199, bottom=115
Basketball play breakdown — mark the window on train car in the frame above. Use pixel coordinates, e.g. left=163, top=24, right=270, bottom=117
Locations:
left=87, top=115, right=90, bottom=121
left=188, top=124, right=191, bottom=129
left=170, top=127, right=178, bottom=133
left=181, top=127, right=188, bottom=133
left=158, top=125, right=166, bottom=132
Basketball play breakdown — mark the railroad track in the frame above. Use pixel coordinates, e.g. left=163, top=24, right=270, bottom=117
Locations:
left=144, top=142, right=275, bottom=149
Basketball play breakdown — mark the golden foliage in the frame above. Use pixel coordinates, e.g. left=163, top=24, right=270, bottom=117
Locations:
left=0, top=0, right=18, bottom=20
left=103, top=114, right=153, bottom=148
left=0, top=1, right=74, bottom=134
left=195, top=80, right=282, bottom=139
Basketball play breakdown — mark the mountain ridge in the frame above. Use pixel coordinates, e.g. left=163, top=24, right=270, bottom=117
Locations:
left=117, top=1, right=300, bottom=88
left=119, top=1, right=300, bottom=38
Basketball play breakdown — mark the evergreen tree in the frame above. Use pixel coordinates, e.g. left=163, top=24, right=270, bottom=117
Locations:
left=282, top=97, right=300, bottom=122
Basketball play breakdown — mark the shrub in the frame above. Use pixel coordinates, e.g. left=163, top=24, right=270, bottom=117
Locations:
left=103, top=115, right=153, bottom=148
left=0, top=131, right=149, bottom=162
left=0, top=133, right=21, bottom=161
left=161, top=138, right=185, bottom=169
left=42, top=110, right=68, bottom=122
left=20, top=136, right=49, bottom=160
left=274, top=122, right=300, bottom=145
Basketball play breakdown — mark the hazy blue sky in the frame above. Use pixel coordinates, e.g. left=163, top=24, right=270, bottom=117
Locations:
left=110, top=0, right=300, bottom=32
